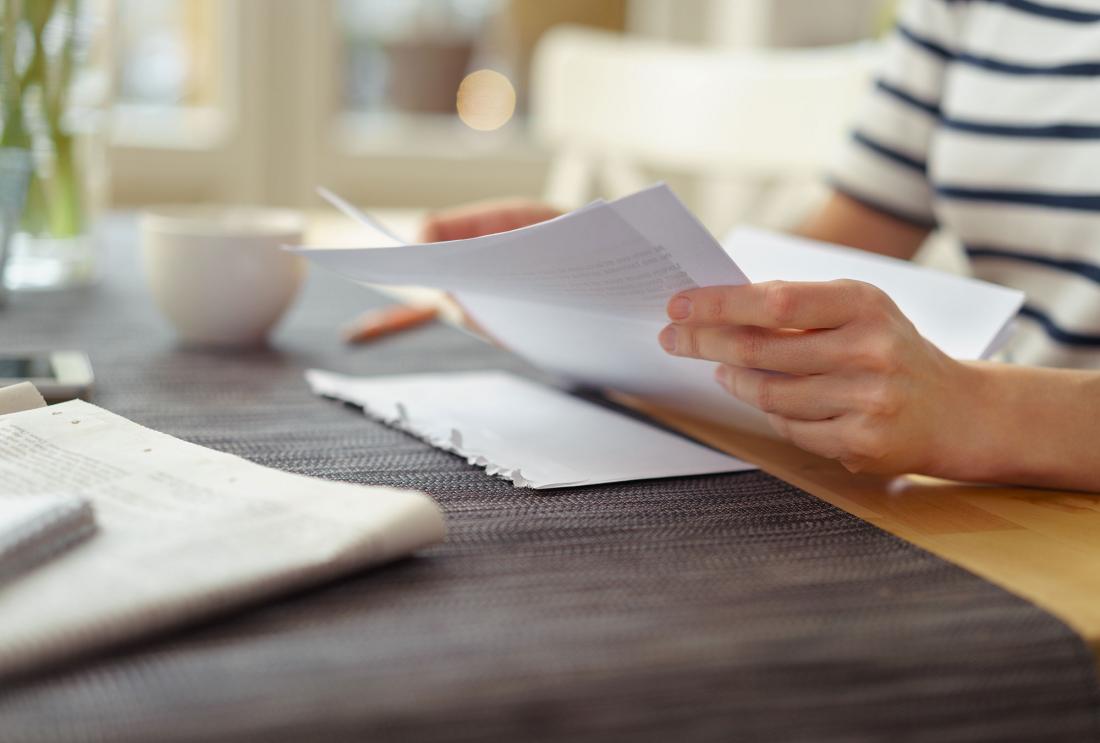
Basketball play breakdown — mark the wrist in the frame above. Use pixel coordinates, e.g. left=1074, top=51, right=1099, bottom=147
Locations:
left=923, top=360, right=1011, bottom=482
left=921, top=360, right=1099, bottom=489
left=934, top=361, right=1076, bottom=486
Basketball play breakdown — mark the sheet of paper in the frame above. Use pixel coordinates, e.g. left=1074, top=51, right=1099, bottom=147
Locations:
left=306, top=369, right=755, bottom=489
left=298, top=184, right=1024, bottom=434
left=454, top=292, right=774, bottom=432
left=296, top=184, right=747, bottom=322
left=723, top=227, right=1025, bottom=360
left=316, top=186, right=406, bottom=246
left=454, top=227, right=1024, bottom=431
left=0, top=400, right=445, bottom=679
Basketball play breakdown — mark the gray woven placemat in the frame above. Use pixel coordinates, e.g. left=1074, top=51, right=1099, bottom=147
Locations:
left=1, top=219, right=1098, bottom=742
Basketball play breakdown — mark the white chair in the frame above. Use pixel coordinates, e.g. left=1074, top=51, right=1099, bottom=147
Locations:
left=529, top=27, right=879, bottom=234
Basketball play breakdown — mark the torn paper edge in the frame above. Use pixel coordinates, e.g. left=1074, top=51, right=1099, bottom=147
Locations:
left=305, top=371, right=581, bottom=489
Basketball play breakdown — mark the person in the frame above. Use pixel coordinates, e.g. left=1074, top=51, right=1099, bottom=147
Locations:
left=421, top=0, right=1100, bottom=492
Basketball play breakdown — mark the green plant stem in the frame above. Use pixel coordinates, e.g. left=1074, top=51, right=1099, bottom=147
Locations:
left=48, top=0, right=77, bottom=121
left=46, top=132, right=81, bottom=236
left=1, top=0, right=29, bottom=147
left=43, top=0, right=81, bottom=237
left=7, top=0, right=85, bottom=238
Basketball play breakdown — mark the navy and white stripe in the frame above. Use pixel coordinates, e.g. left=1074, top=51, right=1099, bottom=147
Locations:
left=955, top=0, right=1100, bottom=23
left=832, top=0, right=1100, bottom=366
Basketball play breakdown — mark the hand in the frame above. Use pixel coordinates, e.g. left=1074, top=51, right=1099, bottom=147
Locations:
left=658, top=280, right=982, bottom=476
left=420, top=199, right=562, bottom=242
left=420, top=199, right=562, bottom=340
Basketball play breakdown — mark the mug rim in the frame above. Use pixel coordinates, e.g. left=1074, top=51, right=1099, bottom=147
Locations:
left=140, top=205, right=305, bottom=238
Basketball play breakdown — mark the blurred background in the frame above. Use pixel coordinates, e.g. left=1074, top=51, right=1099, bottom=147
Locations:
left=106, top=0, right=895, bottom=211
left=1, top=0, right=902, bottom=290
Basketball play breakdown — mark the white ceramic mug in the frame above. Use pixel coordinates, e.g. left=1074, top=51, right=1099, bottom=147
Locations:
left=140, top=206, right=307, bottom=348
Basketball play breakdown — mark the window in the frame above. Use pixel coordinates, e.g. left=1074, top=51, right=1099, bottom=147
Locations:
left=103, top=0, right=888, bottom=208
left=114, top=0, right=220, bottom=106
left=338, top=0, right=503, bottom=117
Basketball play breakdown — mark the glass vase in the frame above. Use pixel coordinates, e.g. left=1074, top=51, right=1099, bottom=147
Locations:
left=1, top=0, right=105, bottom=291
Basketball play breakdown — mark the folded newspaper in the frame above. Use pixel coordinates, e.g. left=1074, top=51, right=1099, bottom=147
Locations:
left=295, top=184, right=1025, bottom=435
left=0, top=396, right=445, bottom=679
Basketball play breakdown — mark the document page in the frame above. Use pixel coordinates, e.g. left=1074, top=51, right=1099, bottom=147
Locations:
left=296, top=184, right=1024, bottom=434
left=296, top=184, right=747, bottom=321
left=723, top=227, right=1024, bottom=360
left=451, top=228, right=1026, bottom=431
left=307, top=370, right=754, bottom=489
left=0, top=400, right=444, bottom=679
left=453, top=292, right=773, bottom=432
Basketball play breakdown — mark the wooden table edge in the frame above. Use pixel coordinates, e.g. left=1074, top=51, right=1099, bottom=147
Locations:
left=616, top=395, right=1100, bottom=665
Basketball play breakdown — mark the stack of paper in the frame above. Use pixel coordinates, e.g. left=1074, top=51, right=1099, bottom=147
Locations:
left=296, top=184, right=1024, bottom=435
left=726, top=227, right=1020, bottom=360
left=307, top=369, right=754, bottom=489
left=0, top=400, right=444, bottom=679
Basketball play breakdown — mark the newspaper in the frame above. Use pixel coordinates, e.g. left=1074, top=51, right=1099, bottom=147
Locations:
left=0, top=399, right=445, bottom=679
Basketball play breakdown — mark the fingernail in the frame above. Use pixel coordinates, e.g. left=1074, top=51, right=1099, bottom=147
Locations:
left=668, top=296, right=692, bottom=320
left=658, top=325, right=677, bottom=352
left=714, top=365, right=729, bottom=386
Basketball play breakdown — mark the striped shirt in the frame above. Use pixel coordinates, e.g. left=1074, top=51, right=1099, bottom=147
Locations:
left=832, top=0, right=1100, bottom=368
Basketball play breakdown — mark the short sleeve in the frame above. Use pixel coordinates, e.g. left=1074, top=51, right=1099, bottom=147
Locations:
left=829, top=0, right=959, bottom=228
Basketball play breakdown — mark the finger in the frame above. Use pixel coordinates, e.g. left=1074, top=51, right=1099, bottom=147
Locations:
left=421, top=208, right=507, bottom=242
left=421, top=201, right=561, bottom=242
left=667, top=280, right=886, bottom=330
left=715, top=366, right=848, bottom=420
left=659, top=323, right=843, bottom=374
left=765, top=415, right=850, bottom=461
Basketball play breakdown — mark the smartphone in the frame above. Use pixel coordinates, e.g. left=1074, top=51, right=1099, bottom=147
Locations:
left=0, top=351, right=94, bottom=402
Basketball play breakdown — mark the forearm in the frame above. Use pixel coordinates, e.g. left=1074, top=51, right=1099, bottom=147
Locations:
left=942, top=362, right=1100, bottom=491
left=798, top=191, right=930, bottom=261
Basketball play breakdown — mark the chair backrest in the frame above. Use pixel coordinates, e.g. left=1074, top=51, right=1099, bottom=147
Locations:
left=530, top=27, right=879, bottom=220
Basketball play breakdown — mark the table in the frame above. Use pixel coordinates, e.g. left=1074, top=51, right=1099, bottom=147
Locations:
left=347, top=209, right=1100, bottom=663
left=633, top=402, right=1100, bottom=663
left=1, top=215, right=1098, bottom=742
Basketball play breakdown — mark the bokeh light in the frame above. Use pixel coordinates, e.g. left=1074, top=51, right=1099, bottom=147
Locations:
left=456, top=69, right=516, bottom=131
